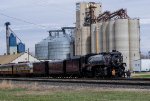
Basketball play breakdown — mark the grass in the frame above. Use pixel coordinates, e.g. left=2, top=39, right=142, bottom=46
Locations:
left=0, top=80, right=150, bottom=101
left=132, top=75, right=150, bottom=78
left=0, top=89, right=150, bottom=101
left=132, top=72, right=150, bottom=78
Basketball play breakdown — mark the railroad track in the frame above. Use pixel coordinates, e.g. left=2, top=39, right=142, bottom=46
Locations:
left=0, top=77, right=150, bottom=88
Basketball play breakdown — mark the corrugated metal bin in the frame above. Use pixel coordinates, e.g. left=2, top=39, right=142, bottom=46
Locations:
left=17, top=42, right=25, bottom=53
left=9, top=33, right=17, bottom=46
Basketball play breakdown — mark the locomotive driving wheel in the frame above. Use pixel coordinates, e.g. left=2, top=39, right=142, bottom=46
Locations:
left=117, top=66, right=125, bottom=77
left=94, top=67, right=108, bottom=78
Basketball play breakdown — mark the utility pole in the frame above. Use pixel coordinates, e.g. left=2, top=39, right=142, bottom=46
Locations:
left=5, top=22, right=10, bottom=55
left=28, top=48, right=29, bottom=62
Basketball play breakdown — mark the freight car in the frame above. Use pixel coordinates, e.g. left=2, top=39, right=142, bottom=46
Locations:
left=0, top=50, right=126, bottom=78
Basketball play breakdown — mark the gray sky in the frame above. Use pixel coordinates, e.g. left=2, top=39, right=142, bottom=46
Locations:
left=0, top=0, right=149, bottom=55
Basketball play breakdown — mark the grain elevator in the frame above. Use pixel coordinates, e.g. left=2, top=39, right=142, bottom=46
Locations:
left=75, top=2, right=140, bottom=70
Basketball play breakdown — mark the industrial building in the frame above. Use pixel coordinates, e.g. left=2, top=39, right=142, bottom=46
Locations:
left=91, top=18, right=140, bottom=70
left=133, top=59, right=150, bottom=72
left=5, top=22, right=25, bottom=55
left=75, top=2, right=101, bottom=55
left=35, top=27, right=75, bottom=60
left=75, top=2, right=140, bottom=70
left=0, top=52, right=39, bottom=65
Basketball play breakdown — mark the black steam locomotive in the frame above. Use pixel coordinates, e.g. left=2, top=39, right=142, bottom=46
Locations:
left=86, top=50, right=126, bottom=78
left=0, top=50, right=126, bottom=78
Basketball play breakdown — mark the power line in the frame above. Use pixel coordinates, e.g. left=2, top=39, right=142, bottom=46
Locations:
left=8, top=27, right=22, bottom=42
left=0, top=12, right=48, bottom=29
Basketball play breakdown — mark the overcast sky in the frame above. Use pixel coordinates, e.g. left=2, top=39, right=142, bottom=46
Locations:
left=0, top=0, right=149, bottom=55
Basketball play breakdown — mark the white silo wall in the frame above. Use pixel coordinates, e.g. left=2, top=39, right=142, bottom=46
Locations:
left=81, top=27, right=90, bottom=55
left=97, top=22, right=103, bottom=53
left=75, top=28, right=77, bottom=55
left=108, top=20, right=115, bottom=52
left=91, top=24, right=96, bottom=53
left=95, top=23, right=100, bottom=53
left=10, top=46, right=17, bottom=55
left=115, top=19, right=130, bottom=70
left=102, top=21, right=109, bottom=52
left=75, top=28, right=82, bottom=55
left=129, top=19, right=140, bottom=69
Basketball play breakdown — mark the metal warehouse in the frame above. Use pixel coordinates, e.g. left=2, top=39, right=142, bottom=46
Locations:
left=133, top=59, right=150, bottom=72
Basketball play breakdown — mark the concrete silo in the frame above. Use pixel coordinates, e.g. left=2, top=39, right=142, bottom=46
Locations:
left=95, top=23, right=101, bottom=53
left=91, top=24, right=96, bottom=53
left=102, top=21, right=109, bottom=52
left=75, top=28, right=82, bottom=56
left=129, top=19, right=140, bottom=69
left=81, top=27, right=90, bottom=55
left=75, top=2, right=102, bottom=55
left=97, top=22, right=103, bottom=53
left=115, top=19, right=130, bottom=70
left=108, top=20, right=115, bottom=52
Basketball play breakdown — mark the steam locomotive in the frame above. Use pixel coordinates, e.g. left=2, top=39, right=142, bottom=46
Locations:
left=0, top=50, right=126, bottom=78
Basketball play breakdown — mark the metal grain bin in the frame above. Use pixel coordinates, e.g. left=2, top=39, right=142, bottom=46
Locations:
left=35, top=36, right=53, bottom=60
left=48, top=35, right=72, bottom=60
left=9, top=33, right=17, bottom=46
left=17, top=42, right=25, bottom=53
